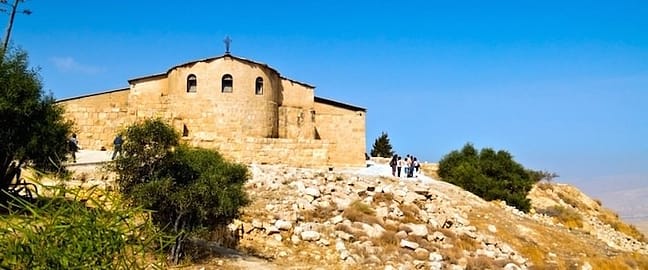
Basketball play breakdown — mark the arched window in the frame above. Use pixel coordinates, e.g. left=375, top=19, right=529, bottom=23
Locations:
left=186, top=74, right=197, bottom=93
left=255, top=77, right=264, bottom=95
left=221, top=74, right=233, bottom=93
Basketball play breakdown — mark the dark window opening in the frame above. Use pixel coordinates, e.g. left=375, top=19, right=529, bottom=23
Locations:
left=182, top=124, right=189, bottom=137
left=222, top=74, right=233, bottom=93
left=187, top=74, right=197, bottom=93
left=255, top=77, right=264, bottom=95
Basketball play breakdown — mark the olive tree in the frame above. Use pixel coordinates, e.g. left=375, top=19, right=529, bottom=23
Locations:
left=0, top=49, right=72, bottom=194
left=110, top=118, right=250, bottom=263
left=438, top=143, right=542, bottom=212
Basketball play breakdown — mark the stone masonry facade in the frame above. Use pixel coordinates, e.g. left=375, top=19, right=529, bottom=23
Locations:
left=57, top=54, right=366, bottom=167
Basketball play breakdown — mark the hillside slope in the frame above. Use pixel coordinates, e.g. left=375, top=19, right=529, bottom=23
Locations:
left=186, top=164, right=648, bottom=269
left=52, top=155, right=648, bottom=269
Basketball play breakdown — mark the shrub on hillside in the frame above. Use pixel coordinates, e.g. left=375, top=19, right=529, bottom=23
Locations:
left=109, top=118, right=250, bottom=263
left=0, top=186, right=167, bottom=269
left=438, top=143, right=542, bottom=212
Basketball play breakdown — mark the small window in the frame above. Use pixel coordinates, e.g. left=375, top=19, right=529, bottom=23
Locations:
left=186, top=74, right=197, bottom=93
left=222, top=74, right=233, bottom=93
left=255, top=77, right=264, bottom=95
left=182, top=124, right=189, bottom=137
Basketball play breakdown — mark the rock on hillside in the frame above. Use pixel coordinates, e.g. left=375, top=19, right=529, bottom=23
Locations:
left=211, top=164, right=648, bottom=270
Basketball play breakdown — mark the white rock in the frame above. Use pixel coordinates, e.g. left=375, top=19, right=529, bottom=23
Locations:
left=487, top=224, right=497, bottom=233
left=429, top=261, right=443, bottom=270
left=429, top=251, right=443, bottom=262
left=266, top=225, right=280, bottom=235
left=300, top=230, right=321, bottom=241
left=503, top=263, right=521, bottom=270
left=405, top=223, right=428, bottom=237
left=336, top=231, right=354, bottom=241
left=293, top=226, right=303, bottom=235
left=360, top=223, right=379, bottom=238
left=581, top=262, right=592, bottom=270
left=273, top=234, right=283, bottom=241
left=330, top=215, right=344, bottom=224
left=304, top=187, right=321, bottom=198
left=317, top=238, right=330, bottom=246
left=252, top=219, right=263, bottom=229
left=399, top=239, right=420, bottom=250
left=376, top=206, right=389, bottom=218
left=291, top=234, right=301, bottom=244
left=292, top=181, right=306, bottom=193
left=339, top=249, right=351, bottom=260
left=403, top=192, right=425, bottom=204
left=333, top=197, right=352, bottom=211
left=335, top=240, right=346, bottom=251
left=275, top=220, right=292, bottom=231
left=430, top=231, right=445, bottom=242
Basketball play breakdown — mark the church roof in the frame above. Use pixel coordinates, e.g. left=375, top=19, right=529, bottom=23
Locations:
left=315, top=96, right=366, bottom=112
left=56, top=87, right=130, bottom=103
left=127, top=53, right=316, bottom=89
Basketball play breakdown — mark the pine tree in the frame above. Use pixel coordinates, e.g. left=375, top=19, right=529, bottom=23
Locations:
left=370, top=132, right=394, bottom=158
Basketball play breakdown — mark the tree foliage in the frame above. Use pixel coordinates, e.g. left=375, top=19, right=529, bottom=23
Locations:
left=370, top=131, right=394, bottom=158
left=438, top=143, right=542, bottom=212
left=0, top=49, right=73, bottom=193
left=110, top=118, right=250, bottom=263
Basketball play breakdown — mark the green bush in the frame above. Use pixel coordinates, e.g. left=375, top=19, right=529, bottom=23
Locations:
left=0, top=185, right=167, bottom=269
left=110, top=118, right=250, bottom=263
left=438, top=143, right=541, bottom=212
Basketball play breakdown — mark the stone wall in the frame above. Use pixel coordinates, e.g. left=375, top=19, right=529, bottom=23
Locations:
left=59, top=89, right=130, bottom=150
left=313, top=100, right=366, bottom=166
left=202, top=137, right=332, bottom=167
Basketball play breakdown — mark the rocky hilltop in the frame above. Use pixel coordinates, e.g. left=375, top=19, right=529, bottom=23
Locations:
left=59, top=153, right=648, bottom=269
left=204, top=163, right=648, bottom=270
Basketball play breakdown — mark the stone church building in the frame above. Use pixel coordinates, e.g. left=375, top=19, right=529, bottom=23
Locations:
left=57, top=53, right=366, bottom=167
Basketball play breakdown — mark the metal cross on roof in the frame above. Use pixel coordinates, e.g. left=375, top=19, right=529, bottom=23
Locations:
left=223, top=36, right=232, bottom=54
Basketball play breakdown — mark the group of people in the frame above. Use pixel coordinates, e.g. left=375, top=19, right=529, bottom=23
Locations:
left=67, top=133, right=123, bottom=163
left=389, top=154, right=421, bottom=178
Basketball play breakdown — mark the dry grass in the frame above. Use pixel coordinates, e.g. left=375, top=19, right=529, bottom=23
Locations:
left=342, top=201, right=382, bottom=225
left=373, top=192, right=394, bottom=204
left=536, top=181, right=554, bottom=191
left=598, top=209, right=647, bottom=242
left=373, top=230, right=399, bottom=247
left=585, top=253, right=648, bottom=269
left=538, top=205, right=583, bottom=229
left=469, top=206, right=607, bottom=268
left=556, top=192, right=590, bottom=211
left=419, top=163, right=439, bottom=179
left=465, top=256, right=498, bottom=270
left=301, top=204, right=338, bottom=222
left=399, top=203, right=422, bottom=223
left=443, top=246, right=465, bottom=265
left=455, top=233, right=480, bottom=251
left=335, top=223, right=368, bottom=239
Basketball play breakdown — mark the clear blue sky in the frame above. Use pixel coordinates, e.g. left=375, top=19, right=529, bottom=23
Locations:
left=5, top=1, right=648, bottom=193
